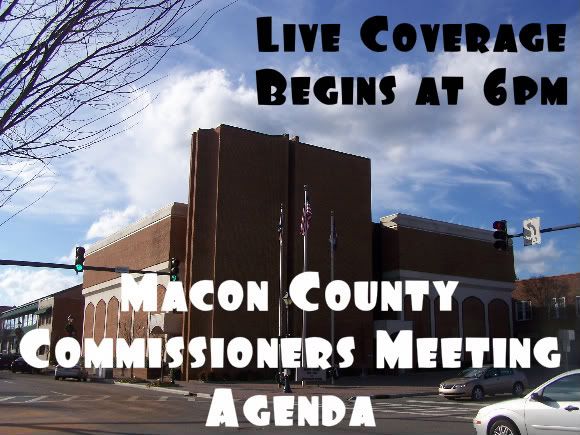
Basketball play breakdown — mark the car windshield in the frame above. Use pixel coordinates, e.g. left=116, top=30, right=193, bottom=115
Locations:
left=457, top=368, right=485, bottom=378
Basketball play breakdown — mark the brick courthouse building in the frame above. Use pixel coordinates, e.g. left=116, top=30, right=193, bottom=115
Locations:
left=81, top=125, right=516, bottom=380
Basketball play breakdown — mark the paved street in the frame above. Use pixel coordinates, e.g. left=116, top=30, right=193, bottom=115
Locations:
left=0, top=371, right=512, bottom=435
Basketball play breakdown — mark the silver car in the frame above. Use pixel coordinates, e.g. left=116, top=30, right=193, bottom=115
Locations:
left=439, top=366, right=528, bottom=400
left=55, top=364, right=88, bottom=381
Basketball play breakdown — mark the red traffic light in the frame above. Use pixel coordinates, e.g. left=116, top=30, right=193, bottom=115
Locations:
left=493, top=220, right=507, bottom=231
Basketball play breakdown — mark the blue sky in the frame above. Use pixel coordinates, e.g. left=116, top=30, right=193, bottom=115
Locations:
left=1, top=0, right=579, bottom=305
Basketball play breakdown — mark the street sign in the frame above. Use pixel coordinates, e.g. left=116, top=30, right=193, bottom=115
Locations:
left=523, top=217, right=541, bottom=246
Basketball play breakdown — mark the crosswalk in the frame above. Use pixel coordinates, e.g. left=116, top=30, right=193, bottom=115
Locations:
left=1, top=392, right=498, bottom=421
left=0, top=394, right=212, bottom=404
left=368, top=397, right=494, bottom=420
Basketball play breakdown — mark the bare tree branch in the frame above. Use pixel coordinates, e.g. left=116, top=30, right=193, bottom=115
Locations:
left=0, top=0, right=235, bottom=218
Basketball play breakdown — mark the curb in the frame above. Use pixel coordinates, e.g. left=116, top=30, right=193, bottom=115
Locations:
left=191, top=392, right=213, bottom=399
left=113, top=381, right=193, bottom=396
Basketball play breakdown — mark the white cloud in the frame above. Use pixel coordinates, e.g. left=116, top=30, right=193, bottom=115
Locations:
left=2, top=23, right=578, bottom=234
left=515, top=240, right=562, bottom=276
left=0, top=268, right=81, bottom=307
left=86, top=206, right=143, bottom=240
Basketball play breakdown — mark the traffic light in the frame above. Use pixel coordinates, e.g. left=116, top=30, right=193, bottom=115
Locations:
left=170, top=257, right=180, bottom=281
left=75, top=246, right=86, bottom=273
left=492, top=220, right=508, bottom=251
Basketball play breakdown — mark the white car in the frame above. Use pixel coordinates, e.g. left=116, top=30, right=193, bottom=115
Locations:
left=473, top=369, right=580, bottom=435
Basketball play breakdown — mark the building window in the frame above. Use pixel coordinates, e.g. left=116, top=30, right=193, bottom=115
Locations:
left=516, top=301, right=532, bottom=321
left=549, top=297, right=566, bottom=320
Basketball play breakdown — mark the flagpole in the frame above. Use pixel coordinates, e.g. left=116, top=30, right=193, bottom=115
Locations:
left=330, top=210, right=335, bottom=385
left=302, top=185, right=308, bottom=387
left=278, top=203, right=283, bottom=388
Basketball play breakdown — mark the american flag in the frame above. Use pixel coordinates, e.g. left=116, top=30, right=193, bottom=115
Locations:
left=300, top=197, right=312, bottom=236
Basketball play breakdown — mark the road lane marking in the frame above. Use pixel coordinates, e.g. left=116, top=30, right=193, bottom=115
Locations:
left=62, top=395, right=80, bottom=402
left=126, top=395, right=140, bottom=401
left=407, top=399, right=488, bottom=407
left=1, top=380, right=14, bottom=384
left=23, top=396, right=48, bottom=403
left=158, top=396, right=169, bottom=401
left=374, top=408, right=451, bottom=417
left=372, top=402, right=474, bottom=411
left=0, top=397, right=15, bottom=401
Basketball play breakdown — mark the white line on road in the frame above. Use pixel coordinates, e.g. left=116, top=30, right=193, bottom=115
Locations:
left=407, top=399, right=487, bottom=407
left=23, top=396, right=49, bottom=403
left=158, top=396, right=169, bottom=401
left=1, top=380, right=14, bottom=384
left=374, top=408, right=451, bottom=417
left=126, top=395, right=140, bottom=401
left=0, top=396, right=15, bottom=401
left=62, top=395, right=80, bottom=402
left=50, top=391, right=69, bottom=396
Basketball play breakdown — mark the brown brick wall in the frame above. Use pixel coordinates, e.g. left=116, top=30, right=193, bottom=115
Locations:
left=434, top=297, right=459, bottom=338
left=84, top=303, right=95, bottom=339
left=118, top=307, right=133, bottom=343
left=212, top=126, right=288, bottom=344
left=84, top=215, right=182, bottom=288
left=289, top=141, right=373, bottom=367
left=404, top=295, right=431, bottom=338
left=488, top=299, right=510, bottom=338
left=133, top=310, right=148, bottom=339
left=462, top=297, right=485, bottom=336
left=184, top=129, right=219, bottom=374
left=156, top=285, right=166, bottom=313
left=105, top=297, right=119, bottom=339
left=183, top=125, right=373, bottom=379
left=94, top=300, right=106, bottom=344
left=382, top=227, right=515, bottom=282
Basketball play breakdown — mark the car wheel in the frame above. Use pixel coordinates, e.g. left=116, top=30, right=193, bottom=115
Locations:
left=489, top=419, right=520, bottom=435
left=512, top=382, right=524, bottom=397
left=472, top=386, right=485, bottom=401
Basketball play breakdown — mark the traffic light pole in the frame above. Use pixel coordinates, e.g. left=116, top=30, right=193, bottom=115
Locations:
left=0, top=259, right=171, bottom=276
left=508, top=223, right=580, bottom=239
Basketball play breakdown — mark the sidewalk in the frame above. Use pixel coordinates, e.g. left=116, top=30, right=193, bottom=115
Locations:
left=172, top=365, right=579, bottom=400
left=175, top=370, right=445, bottom=400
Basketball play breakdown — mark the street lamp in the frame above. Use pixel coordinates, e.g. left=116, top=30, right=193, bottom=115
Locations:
left=281, top=292, right=292, bottom=393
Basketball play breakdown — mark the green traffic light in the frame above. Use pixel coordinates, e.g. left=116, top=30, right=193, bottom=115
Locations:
left=170, top=275, right=178, bottom=281
left=75, top=264, right=84, bottom=272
